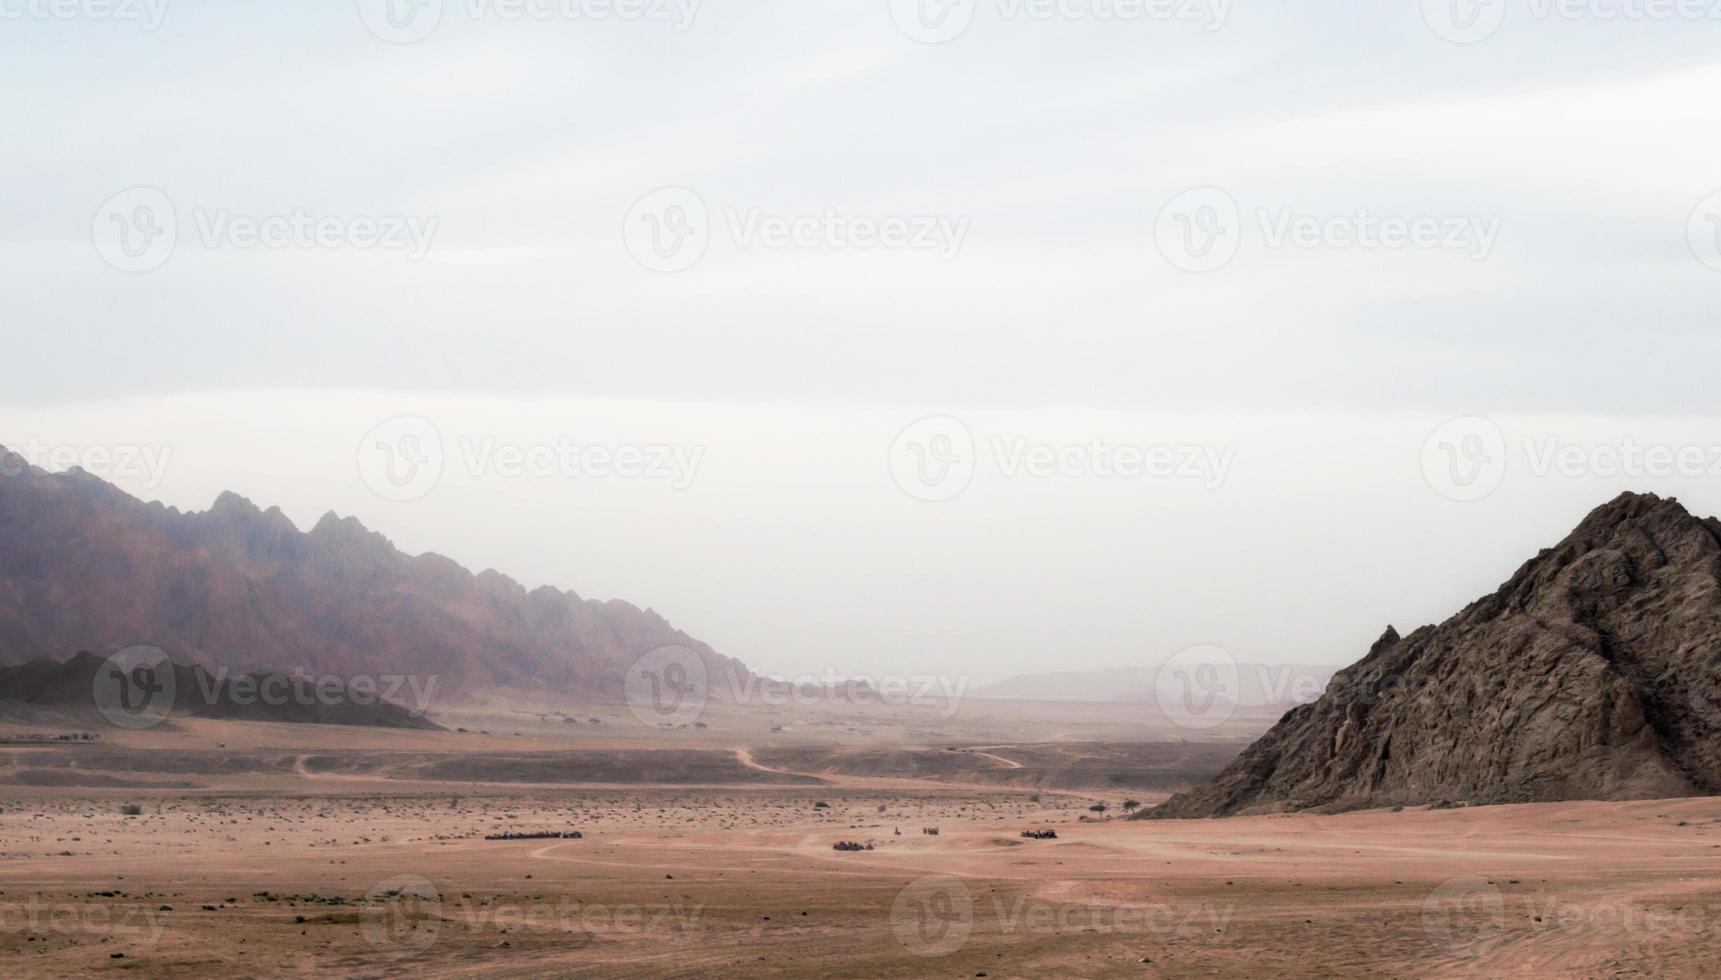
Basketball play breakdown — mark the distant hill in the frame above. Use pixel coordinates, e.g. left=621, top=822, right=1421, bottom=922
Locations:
left=0, top=651, right=442, bottom=729
left=1147, top=493, right=1721, bottom=818
left=0, top=444, right=747, bottom=697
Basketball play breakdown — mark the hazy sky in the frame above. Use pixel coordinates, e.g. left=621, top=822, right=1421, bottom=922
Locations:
left=4, top=3, right=1720, bottom=681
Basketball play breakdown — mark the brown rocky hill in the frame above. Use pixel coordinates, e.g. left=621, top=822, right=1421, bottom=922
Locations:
left=0, top=446, right=747, bottom=697
left=1148, top=492, right=1721, bottom=818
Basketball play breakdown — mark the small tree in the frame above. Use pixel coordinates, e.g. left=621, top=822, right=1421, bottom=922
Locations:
left=1122, top=800, right=1141, bottom=813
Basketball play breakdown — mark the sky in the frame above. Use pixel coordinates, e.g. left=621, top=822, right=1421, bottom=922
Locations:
left=3, top=1, right=1721, bottom=682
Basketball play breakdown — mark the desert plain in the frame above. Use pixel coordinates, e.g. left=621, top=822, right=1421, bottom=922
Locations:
left=2, top=698, right=1719, bottom=979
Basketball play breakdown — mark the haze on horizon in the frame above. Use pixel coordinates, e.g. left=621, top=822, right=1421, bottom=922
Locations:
left=5, top=2, right=1721, bottom=683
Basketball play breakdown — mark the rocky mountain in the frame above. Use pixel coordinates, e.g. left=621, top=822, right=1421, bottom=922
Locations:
left=1148, top=492, right=1721, bottom=818
left=0, top=445, right=747, bottom=698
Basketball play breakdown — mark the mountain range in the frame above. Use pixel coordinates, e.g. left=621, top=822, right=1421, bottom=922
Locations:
left=0, top=445, right=746, bottom=698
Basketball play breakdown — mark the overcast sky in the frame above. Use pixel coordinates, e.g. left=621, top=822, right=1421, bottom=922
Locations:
left=4, top=2, right=1720, bottom=681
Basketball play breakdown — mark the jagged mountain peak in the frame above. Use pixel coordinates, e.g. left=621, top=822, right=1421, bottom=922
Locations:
left=1148, top=493, right=1721, bottom=818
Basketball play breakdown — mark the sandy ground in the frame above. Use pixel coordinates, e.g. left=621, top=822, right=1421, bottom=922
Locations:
left=2, top=714, right=1719, bottom=977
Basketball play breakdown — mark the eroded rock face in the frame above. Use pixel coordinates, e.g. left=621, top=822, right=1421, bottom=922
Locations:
left=0, top=446, right=746, bottom=698
left=1149, top=492, right=1721, bottom=818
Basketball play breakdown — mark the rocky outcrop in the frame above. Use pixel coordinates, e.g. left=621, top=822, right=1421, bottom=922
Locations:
left=1148, top=492, right=1721, bottom=817
left=0, top=445, right=746, bottom=697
